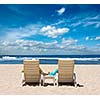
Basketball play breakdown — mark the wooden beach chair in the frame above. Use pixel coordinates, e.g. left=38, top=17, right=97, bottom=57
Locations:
left=22, top=59, right=41, bottom=86
left=58, top=59, right=77, bottom=87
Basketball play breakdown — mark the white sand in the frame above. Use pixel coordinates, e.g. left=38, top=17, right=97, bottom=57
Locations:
left=0, top=64, right=100, bottom=95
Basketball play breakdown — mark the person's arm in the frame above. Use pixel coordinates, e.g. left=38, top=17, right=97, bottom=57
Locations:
left=39, top=67, right=49, bottom=75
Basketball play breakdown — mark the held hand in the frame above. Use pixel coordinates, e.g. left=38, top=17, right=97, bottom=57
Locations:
left=48, top=72, right=50, bottom=75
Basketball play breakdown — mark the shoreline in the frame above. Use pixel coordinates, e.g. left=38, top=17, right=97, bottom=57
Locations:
left=0, top=64, right=100, bottom=66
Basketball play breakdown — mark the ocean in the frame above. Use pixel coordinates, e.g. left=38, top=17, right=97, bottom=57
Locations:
left=0, top=55, right=100, bottom=64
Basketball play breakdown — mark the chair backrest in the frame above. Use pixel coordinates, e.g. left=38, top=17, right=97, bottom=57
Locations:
left=23, top=59, right=40, bottom=83
left=58, top=59, right=74, bottom=83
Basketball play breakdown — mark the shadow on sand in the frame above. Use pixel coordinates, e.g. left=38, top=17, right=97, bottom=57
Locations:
left=22, top=82, right=84, bottom=87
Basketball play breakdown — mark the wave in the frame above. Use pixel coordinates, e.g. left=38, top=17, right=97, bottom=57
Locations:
left=0, top=56, right=100, bottom=61
left=0, top=56, right=33, bottom=61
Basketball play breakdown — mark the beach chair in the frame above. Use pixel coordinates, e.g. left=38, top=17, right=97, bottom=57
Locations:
left=58, top=59, right=77, bottom=87
left=22, top=59, right=41, bottom=86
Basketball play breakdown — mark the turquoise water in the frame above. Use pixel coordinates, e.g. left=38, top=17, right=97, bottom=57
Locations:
left=0, top=55, right=100, bottom=64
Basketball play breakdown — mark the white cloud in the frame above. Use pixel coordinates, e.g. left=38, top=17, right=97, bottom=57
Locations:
left=40, top=25, right=55, bottom=32
left=82, top=15, right=100, bottom=28
left=57, top=7, right=66, bottom=15
left=40, top=25, right=69, bottom=38
left=83, top=21, right=98, bottom=27
left=84, top=15, right=100, bottom=21
left=0, top=38, right=79, bottom=55
left=70, top=21, right=82, bottom=27
left=85, top=36, right=100, bottom=41
left=85, top=36, right=89, bottom=41
left=90, top=38, right=93, bottom=40
left=1, top=24, right=40, bottom=40
left=1, top=23, right=70, bottom=40
left=51, top=20, right=65, bottom=26
left=69, top=14, right=100, bottom=28
left=95, top=22, right=100, bottom=28
left=0, top=38, right=100, bottom=55
left=95, top=36, right=100, bottom=40
left=62, top=38, right=78, bottom=46
left=85, top=36, right=94, bottom=41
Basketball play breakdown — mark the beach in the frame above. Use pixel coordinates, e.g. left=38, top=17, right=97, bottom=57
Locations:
left=0, top=64, right=100, bottom=95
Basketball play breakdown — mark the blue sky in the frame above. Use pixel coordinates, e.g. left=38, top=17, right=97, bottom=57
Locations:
left=0, top=4, right=100, bottom=55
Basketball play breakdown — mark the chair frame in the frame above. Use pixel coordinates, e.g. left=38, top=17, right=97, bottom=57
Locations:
left=22, top=59, right=41, bottom=86
left=57, top=59, right=77, bottom=87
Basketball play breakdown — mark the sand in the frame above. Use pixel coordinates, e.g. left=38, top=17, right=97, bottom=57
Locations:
left=0, top=64, right=100, bottom=95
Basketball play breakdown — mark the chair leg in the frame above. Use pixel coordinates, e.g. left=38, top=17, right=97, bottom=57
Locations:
left=53, top=78, right=55, bottom=86
left=55, top=73, right=58, bottom=86
left=74, top=81, right=77, bottom=88
left=57, top=82, right=59, bottom=86
left=39, top=79, right=41, bottom=86
left=21, top=72, right=26, bottom=87
left=22, top=81, right=26, bottom=86
left=55, top=78, right=58, bottom=86
left=73, top=73, right=77, bottom=87
left=43, top=79, right=45, bottom=86
left=40, top=74, right=45, bottom=86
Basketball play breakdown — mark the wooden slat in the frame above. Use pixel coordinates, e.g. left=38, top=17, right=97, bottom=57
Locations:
left=58, top=67, right=74, bottom=70
left=24, top=69, right=39, bottom=72
left=58, top=60, right=74, bottom=62
left=59, top=69, right=73, bottom=72
left=58, top=63, right=74, bottom=66
left=24, top=67, right=39, bottom=71
left=59, top=64, right=74, bottom=67
left=59, top=75, right=73, bottom=79
left=26, top=79, right=39, bottom=82
left=58, top=60, right=74, bottom=64
left=59, top=69, right=73, bottom=74
left=24, top=73, right=39, bottom=76
left=58, top=77, right=73, bottom=82
left=59, top=72, right=73, bottom=76
left=58, top=79, right=73, bottom=82
left=24, top=64, right=39, bottom=67
left=59, top=67, right=74, bottom=69
left=25, top=79, right=40, bottom=82
left=25, top=75, right=40, bottom=79
left=24, top=62, right=39, bottom=65
left=59, top=70, right=73, bottom=73
left=59, top=78, right=73, bottom=81
left=24, top=70, right=39, bottom=74
left=24, top=60, right=39, bottom=65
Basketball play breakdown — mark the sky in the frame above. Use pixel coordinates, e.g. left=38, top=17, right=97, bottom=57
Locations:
left=0, top=4, right=100, bottom=55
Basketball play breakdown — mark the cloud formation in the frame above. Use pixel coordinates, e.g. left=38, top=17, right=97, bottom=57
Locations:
left=1, top=24, right=40, bottom=40
left=0, top=38, right=86, bottom=55
left=0, top=5, right=100, bottom=55
left=40, top=25, right=69, bottom=38
left=57, top=7, right=66, bottom=15
left=95, top=36, right=100, bottom=40
left=62, top=38, right=78, bottom=46
left=85, top=36, right=89, bottom=41
left=0, top=37, right=100, bottom=55
left=69, top=14, right=100, bottom=29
